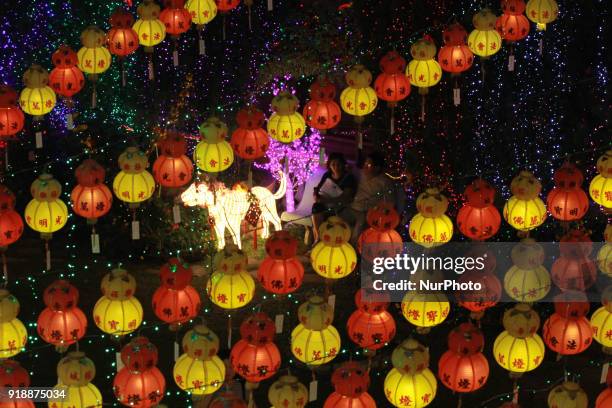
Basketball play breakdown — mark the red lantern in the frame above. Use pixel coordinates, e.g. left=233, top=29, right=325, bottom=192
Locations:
left=447, top=322, right=485, bottom=355
left=303, top=78, right=341, bottom=131
left=324, top=362, right=375, bottom=408
left=438, top=23, right=474, bottom=74
left=543, top=313, right=593, bottom=355
left=496, top=0, right=530, bottom=41
left=108, top=8, right=139, bottom=57
left=374, top=51, right=411, bottom=105
left=597, top=387, right=612, bottom=408
left=366, top=202, right=400, bottom=230
left=264, top=230, right=298, bottom=259
left=159, top=258, right=193, bottom=289
left=0, top=360, right=34, bottom=408
left=357, top=227, right=403, bottom=261
left=216, top=0, right=240, bottom=13
left=457, top=272, right=501, bottom=316
left=438, top=350, right=489, bottom=392
left=43, top=280, right=79, bottom=310
left=231, top=106, right=270, bottom=160
left=152, top=154, right=193, bottom=188
left=457, top=179, right=501, bottom=240
left=152, top=285, right=200, bottom=325
left=0, top=185, right=23, bottom=248
left=49, top=46, right=84, bottom=99
left=210, top=393, right=248, bottom=408
left=121, top=337, right=159, bottom=372
left=0, top=85, right=25, bottom=138
left=346, top=308, right=396, bottom=351
left=355, top=288, right=390, bottom=314
left=113, top=367, right=165, bottom=407
left=71, top=159, right=112, bottom=222
left=551, top=256, right=597, bottom=292
left=257, top=257, right=304, bottom=295
left=37, top=280, right=87, bottom=348
left=554, top=291, right=590, bottom=318
left=160, top=0, right=192, bottom=37
left=230, top=313, right=281, bottom=382
left=546, top=163, right=589, bottom=221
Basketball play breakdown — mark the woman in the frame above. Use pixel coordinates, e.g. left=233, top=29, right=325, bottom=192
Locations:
left=311, top=153, right=357, bottom=242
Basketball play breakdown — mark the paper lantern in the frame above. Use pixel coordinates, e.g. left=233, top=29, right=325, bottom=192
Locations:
left=591, top=306, right=612, bottom=349
left=401, top=292, right=450, bottom=329
left=340, top=65, right=378, bottom=120
left=526, top=0, right=559, bottom=30
left=0, top=359, right=30, bottom=387
left=374, top=51, right=411, bottom=105
left=231, top=106, right=269, bottom=159
left=257, top=257, right=304, bottom=295
left=290, top=324, right=340, bottom=366
left=303, top=78, right=342, bottom=131
left=504, top=264, right=551, bottom=302
left=49, top=383, right=102, bottom=408
left=113, top=147, right=156, bottom=205
left=596, top=387, right=612, bottom=407
left=77, top=26, right=112, bottom=76
left=457, top=179, right=501, bottom=240
left=37, top=280, right=87, bottom=348
left=366, top=202, right=400, bottom=230
left=346, top=307, right=395, bottom=351
left=409, top=188, right=453, bottom=247
left=49, top=46, right=85, bottom=99
left=547, top=382, right=588, bottom=408
left=503, top=171, right=547, bottom=231
left=160, top=0, right=192, bottom=37
left=310, top=242, right=357, bottom=279
left=551, top=256, right=597, bottom=292
left=24, top=174, right=68, bottom=237
left=230, top=313, right=281, bottom=382
left=496, top=0, right=530, bottom=41
left=546, top=163, right=589, bottom=221
left=216, top=0, right=240, bottom=12
left=185, top=0, right=217, bottom=26
left=206, top=250, right=255, bottom=309
left=152, top=285, right=200, bottom=325
left=173, top=354, right=225, bottom=395
left=543, top=313, right=592, bottom=355
left=19, top=65, right=56, bottom=117
left=357, top=227, right=403, bottom=261
left=438, top=350, right=489, bottom=393
left=194, top=117, right=234, bottom=172
left=0, top=85, right=24, bottom=138
left=210, top=393, right=247, bottom=408
left=120, top=337, right=158, bottom=373
left=323, top=362, right=375, bottom=408
left=468, top=9, right=502, bottom=58
left=57, top=351, right=96, bottom=386
left=264, top=230, right=297, bottom=259
left=384, top=339, right=437, bottom=408
left=113, top=367, right=165, bottom=408
left=297, top=295, right=333, bottom=331
left=159, top=257, right=193, bottom=289
left=181, top=325, right=219, bottom=360
left=268, top=375, right=308, bottom=408
left=93, top=269, right=143, bottom=336
left=0, top=185, right=23, bottom=247
left=598, top=225, right=612, bottom=276
left=133, top=0, right=167, bottom=50
left=438, top=24, right=474, bottom=74
left=101, top=268, right=137, bottom=300
left=108, top=8, right=140, bottom=57
left=153, top=153, right=193, bottom=188
left=589, top=150, right=612, bottom=209
left=457, top=271, right=502, bottom=315
left=0, top=290, right=26, bottom=359
left=319, top=216, right=352, bottom=245
left=407, top=37, right=442, bottom=95
left=71, top=160, right=113, bottom=222
left=267, top=92, right=306, bottom=143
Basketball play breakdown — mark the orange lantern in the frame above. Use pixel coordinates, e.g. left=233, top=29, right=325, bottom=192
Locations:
left=231, top=106, right=269, bottom=160
left=0, top=360, right=34, bottom=407
left=457, top=270, right=502, bottom=319
left=0, top=85, right=25, bottom=139
left=0, top=185, right=23, bottom=249
left=216, top=0, right=240, bottom=13
left=303, top=78, right=342, bottom=132
left=543, top=312, right=592, bottom=355
left=346, top=290, right=395, bottom=351
left=108, top=8, right=139, bottom=86
left=71, top=159, right=113, bottom=224
left=457, top=179, right=501, bottom=240
left=152, top=259, right=200, bottom=327
left=374, top=51, right=411, bottom=112
left=160, top=0, right=192, bottom=66
left=438, top=23, right=474, bottom=75
left=551, top=230, right=596, bottom=292
left=49, top=45, right=84, bottom=103
left=230, top=313, right=281, bottom=382
left=258, top=231, right=304, bottom=294
left=546, top=163, right=589, bottom=221
left=153, top=133, right=193, bottom=188
left=496, top=0, right=530, bottom=43
left=324, top=362, right=376, bottom=408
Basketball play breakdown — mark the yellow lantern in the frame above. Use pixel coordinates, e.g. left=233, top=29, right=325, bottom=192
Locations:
left=92, top=297, right=143, bottom=336
left=0, top=290, right=26, bottom=358
left=57, top=351, right=96, bottom=386
left=589, top=150, right=612, bottom=209
left=503, top=171, right=547, bottom=231
left=290, top=324, right=340, bottom=366
left=173, top=353, right=225, bottom=395
left=206, top=250, right=255, bottom=310
left=310, top=242, right=357, bottom=279
left=49, top=384, right=103, bottom=408
left=194, top=117, right=234, bottom=172
left=0, top=289, right=19, bottom=323
left=526, top=0, right=559, bottom=30
left=19, top=64, right=56, bottom=118
left=113, top=147, right=156, bottom=206
left=547, top=382, right=588, bottom=408
left=133, top=0, right=167, bottom=50
left=384, top=339, right=437, bottom=408
left=591, top=306, right=612, bottom=349
left=101, top=268, right=137, bottom=300
left=407, top=37, right=442, bottom=94
left=401, top=292, right=449, bottom=329
left=77, top=26, right=112, bottom=77
left=598, top=225, right=612, bottom=276
left=504, top=265, right=551, bottom=301
left=297, top=295, right=333, bottom=331
left=24, top=173, right=68, bottom=238
left=267, top=92, right=306, bottom=143
left=182, top=325, right=219, bottom=359
left=340, top=65, right=378, bottom=121
left=468, top=9, right=502, bottom=58
left=268, top=375, right=308, bottom=408
left=409, top=188, right=453, bottom=247
left=185, top=0, right=217, bottom=26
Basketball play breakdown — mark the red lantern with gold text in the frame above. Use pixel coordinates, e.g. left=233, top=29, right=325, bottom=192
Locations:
left=457, top=179, right=501, bottom=240
left=543, top=292, right=593, bottom=355
left=0, top=360, right=34, bottom=407
left=114, top=337, right=165, bottom=408
left=231, top=106, right=269, bottom=160
left=438, top=323, right=489, bottom=395
left=551, top=230, right=597, bottom=292
left=49, top=46, right=85, bottom=101
left=153, top=133, right=193, bottom=188
left=108, top=8, right=139, bottom=86
left=37, top=280, right=87, bottom=352
left=323, top=362, right=376, bottom=408
left=0, top=85, right=24, bottom=139
left=230, top=313, right=281, bottom=384
left=546, top=163, right=589, bottom=222
left=303, top=78, right=341, bottom=132
left=347, top=289, right=396, bottom=352
left=160, top=0, right=191, bottom=66
left=152, top=258, right=200, bottom=328
left=258, top=231, right=304, bottom=295
left=0, top=185, right=24, bottom=250
left=438, top=23, right=473, bottom=106
left=71, top=159, right=113, bottom=225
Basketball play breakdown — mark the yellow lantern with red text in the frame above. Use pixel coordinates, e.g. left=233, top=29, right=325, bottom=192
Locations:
left=133, top=0, right=167, bottom=50
left=468, top=9, right=502, bottom=58
left=409, top=188, right=453, bottom=247
left=407, top=37, right=442, bottom=94
left=19, top=65, right=56, bottom=118
left=503, top=171, right=547, bottom=231
left=268, top=375, right=308, bottom=408
left=589, top=150, right=612, bottom=209
left=0, top=290, right=27, bottom=358
left=340, top=65, right=378, bottom=122
left=206, top=250, right=254, bottom=310
left=268, top=92, right=306, bottom=143
left=526, top=0, right=558, bottom=30
left=77, top=26, right=112, bottom=77
left=24, top=174, right=68, bottom=238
